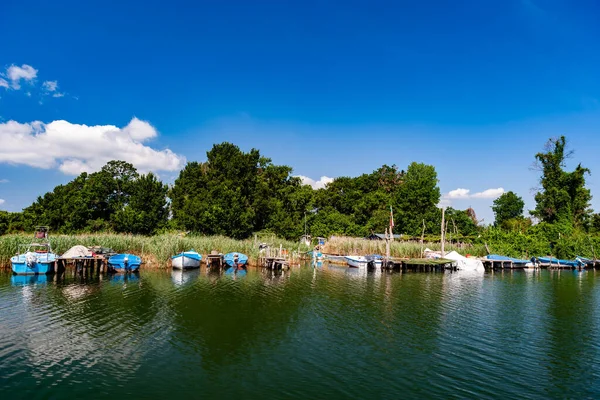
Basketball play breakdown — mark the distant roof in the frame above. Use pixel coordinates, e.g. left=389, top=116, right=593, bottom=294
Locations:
left=365, top=233, right=403, bottom=240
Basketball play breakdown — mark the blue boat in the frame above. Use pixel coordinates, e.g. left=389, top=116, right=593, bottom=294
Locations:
left=171, top=250, right=202, bottom=269
left=223, top=252, right=248, bottom=268
left=575, top=256, right=597, bottom=267
left=107, top=254, right=142, bottom=272
left=532, top=256, right=583, bottom=268
left=486, top=254, right=531, bottom=265
left=11, top=226, right=57, bottom=275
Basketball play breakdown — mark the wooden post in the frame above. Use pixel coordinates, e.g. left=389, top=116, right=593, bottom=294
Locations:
left=385, top=228, right=390, bottom=265
left=420, top=219, right=425, bottom=258
left=441, top=207, right=446, bottom=258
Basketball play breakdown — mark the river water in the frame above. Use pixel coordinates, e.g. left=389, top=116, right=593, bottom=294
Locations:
left=1, top=265, right=599, bottom=399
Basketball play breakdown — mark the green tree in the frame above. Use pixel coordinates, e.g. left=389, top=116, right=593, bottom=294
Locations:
left=531, top=136, right=592, bottom=227
left=395, top=162, right=441, bottom=235
left=170, top=142, right=311, bottom=239
left=492, top=191, right=524, bottom=226
left=112, top=172, right=168, bottom=235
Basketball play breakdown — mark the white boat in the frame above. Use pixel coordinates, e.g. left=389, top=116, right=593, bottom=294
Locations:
left=345, top=256, right=369, bottom=268
left=171, top=250, right=202, bottom=269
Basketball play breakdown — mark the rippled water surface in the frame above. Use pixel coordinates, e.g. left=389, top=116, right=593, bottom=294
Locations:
left=1, top=265, right=600, bottom=399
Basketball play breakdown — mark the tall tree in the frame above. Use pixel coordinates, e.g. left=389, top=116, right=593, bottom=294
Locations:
left=395, top=162, right=441, bottom=235
left=170, top=142, right=310, bottom=239
left=112, top=172, right=168, bottom=235
left=492, top=191, right=524, bottom=226
left=531, top=136, right=592, bottom=227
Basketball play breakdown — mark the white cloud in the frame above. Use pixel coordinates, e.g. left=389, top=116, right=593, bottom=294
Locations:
left=297, top=175, right=334, bottom=189
left=42, top=80, right=58, bottom=92
left=52, top=92, right=65, bottom=98
left=0, top=199, right=5, bottom=206
left=6, top=64, right=38, bottom=89
left=447, top=188, right=471, bottom=199
left=0, top=179, right=8, bottom=183
left=0, top=78, right=8, bottom=88
left=472, top=188, right=505, bottom=199
left=441, top=187, right=505, bottom=207
left=0, top=117, right=186, bottom=175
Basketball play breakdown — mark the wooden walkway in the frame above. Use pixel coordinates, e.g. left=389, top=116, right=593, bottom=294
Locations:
left=383, top=258, right=456, bottom=272
left=56, top=256, right=108, bottom=274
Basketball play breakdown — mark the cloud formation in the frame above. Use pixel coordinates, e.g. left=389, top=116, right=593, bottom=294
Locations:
left=297, top=175, right=334, bottom=189
left=445, top=187, right=504, bottom=200
left=5, top=64, right=38, bottom=89
left=0, top=199, right=5, bottom=206
left=0, top=118, right=186, bottom=175
left=42, top=80, right=58, bottom=92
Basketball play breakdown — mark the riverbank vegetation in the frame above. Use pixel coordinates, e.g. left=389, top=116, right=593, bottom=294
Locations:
left=1, top=135, right=599, bottom=261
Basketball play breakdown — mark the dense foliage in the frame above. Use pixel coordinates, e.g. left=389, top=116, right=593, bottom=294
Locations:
left=1, top=136, right=599, bottom=260
left=492, top=191, right=525, bottom=228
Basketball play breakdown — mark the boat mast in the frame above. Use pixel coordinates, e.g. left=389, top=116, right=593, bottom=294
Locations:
left=440, top=207, right=446, bottom=258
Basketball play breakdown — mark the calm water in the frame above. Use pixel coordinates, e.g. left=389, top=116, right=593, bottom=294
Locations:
left=1, top=265, right=600, bottom=399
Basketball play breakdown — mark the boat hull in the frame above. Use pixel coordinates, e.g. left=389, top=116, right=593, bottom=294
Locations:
left=108, top=254, right=141, bottom=272
left=224, top=252, right=248, bottom=268
left=534, top=256, right=582, bottom=267
left=346, top=256, right=368, bottom=268
left=171, top=251, right=202, bottom=269
left=11, top=252, right=57, bottom=275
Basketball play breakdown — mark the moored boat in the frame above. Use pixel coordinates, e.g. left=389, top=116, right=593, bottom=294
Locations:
left=365, top=254, right=383, bottom=269
left=108, top=254, right=142, bottom=272
left=11, top=226, right=57, bottom=275
left=532, top=256, right=583, bottom=268
left=171, top=250, right=202, bottom=269
left=485, top=254, right=536, bottom=268
left=345, top=255, right=369, bottom=268
left=224, top=252, right=248, bottom=268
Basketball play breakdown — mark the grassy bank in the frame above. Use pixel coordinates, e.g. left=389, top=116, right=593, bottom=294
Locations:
left=0, top=233, right=488, bottom=269
left=322, top=236, right=487, bottom=258
left=0, top=233, right=304, bottom=268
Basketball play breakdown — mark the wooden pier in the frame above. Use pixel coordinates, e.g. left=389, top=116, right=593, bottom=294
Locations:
left=56, top=255, right=107, bottom=275
left=383, top=258, right=456, bottom=272
left=482, top=259, right=529, bottom=270
left=259, top=245, right=291, bottom=270
left=206, top=251, right=224, bottom=268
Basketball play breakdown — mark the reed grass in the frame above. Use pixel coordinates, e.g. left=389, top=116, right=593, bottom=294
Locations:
left=322, top=236, right=487, bottom=259
left=0, top=233, right=305, bottom=268
left=0, top=233, right=486, bottom=269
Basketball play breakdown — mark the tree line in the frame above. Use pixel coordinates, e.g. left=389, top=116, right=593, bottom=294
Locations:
left=1, top=136, right=599, bottom=257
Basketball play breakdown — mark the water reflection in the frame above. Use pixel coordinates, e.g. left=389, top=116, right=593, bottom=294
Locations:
left=224, top=266, right=247, bottom=278
left=107, top=272, right=140, bottom=283
left=11, top=274, right=48, bottom=286
left=170, top=269, right=200, bottom=286
left=2, top=267, right=600, bottom=399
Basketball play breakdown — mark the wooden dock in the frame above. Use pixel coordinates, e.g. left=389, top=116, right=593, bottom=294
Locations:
left=206, top=251, right=224, bottom=268
left=259, top=245, right=291, bottom=270
left=383, top=258, right=456, bottom=272
left=481, top=259, right=530, bottom=270
left=56, top=256, right=107, bottom=275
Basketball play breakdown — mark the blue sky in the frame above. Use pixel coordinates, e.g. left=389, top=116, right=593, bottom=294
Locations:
left=1, top=0, right=599, bottom=224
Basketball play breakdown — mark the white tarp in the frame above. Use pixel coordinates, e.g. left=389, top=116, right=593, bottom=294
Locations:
left=424, top=248, right=484, bottom=271
left=61, top=245, right=92, bottom=258
left=443, top=250, right=484, bottom=272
